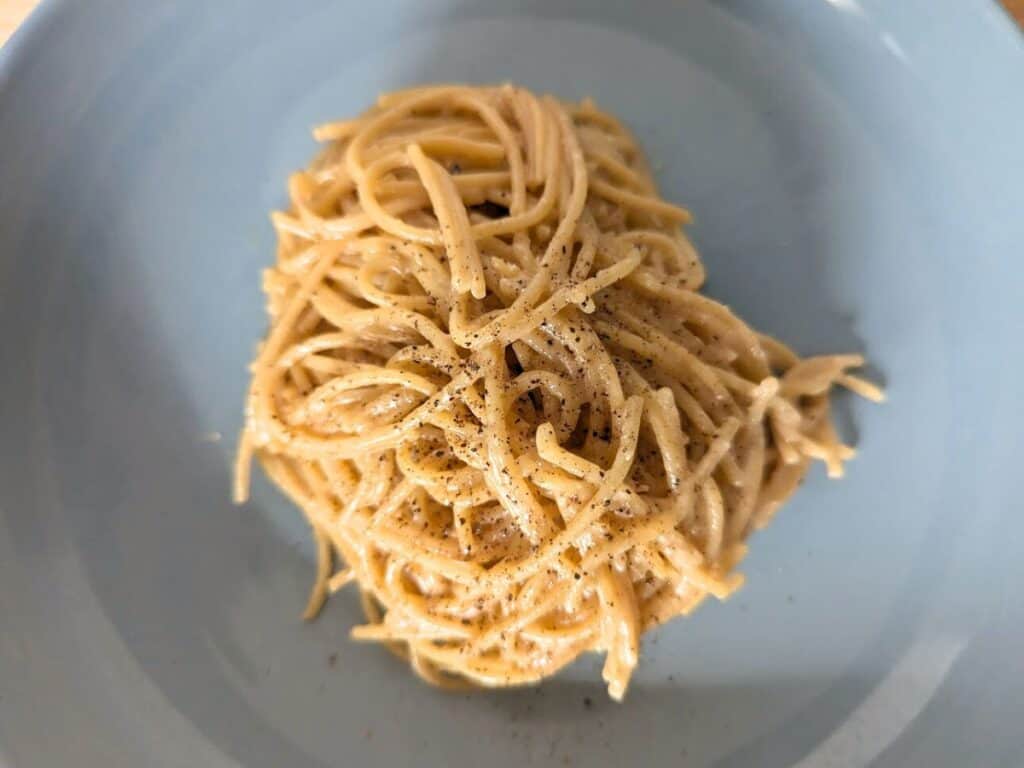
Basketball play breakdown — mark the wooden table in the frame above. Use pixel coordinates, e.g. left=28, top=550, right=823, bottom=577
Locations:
left=2, top=0, right=1022, bottom=47
left=2, top=0, right=34, bottom=44
left=1008, top=0, right=1024, bottom=25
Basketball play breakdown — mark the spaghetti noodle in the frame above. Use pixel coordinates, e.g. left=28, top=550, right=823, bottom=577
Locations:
left=235, top=84, right=881, bottom=700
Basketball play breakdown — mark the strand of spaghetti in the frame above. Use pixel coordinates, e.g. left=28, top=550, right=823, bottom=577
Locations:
left=619, top=273, right=771, bottom=378
left=589, top=177, right=692, bottom=222
left=597, top=564, right=640, bottom=701
left=351, top=624, right=473, bottom=643
left=232, top=428, right=254, bottom=504
left=292, top=370, right=439, bottom=424
left=609, top=305, right=740, bottom=402
left=272, top=196, right=427, bottom=241
left=370, top=524, right=485, bottom=583
left=408, top=640, right=583, bottom=688
left=480, top=344, right=556, bottom=543
left=780, top=355, right=866, bottom=398
left=477, top=396, right=643, bottom=589
left=380, top=134, right=507, bottom=162
left=328, top=569, right=356, bottom=594
left=252, top=364, right=483, bottom=460
left=448, top=100, right=587, bottom=347
left=468, top=580, right=572, bottom=653
left=838, top=373, right=886, bottom=402
left=302, top=527, right=332, bottom=620
left=234, top=246, right=344, bottom=497
left=407, top=143, right=487, bottom=298
left=693, top=417, right=743, bottom=482
left=348, top=88, right=531, bottom=223
left=645, top=387, right=689, bottom=491
left=700, top=480, right=726, bottom=562
left=592, top=317, right=734, bottom=408
left=312, top=118, right=364, bottom=142
left=472, top=250, right=643, bottom=350
left=727, top=425, right=766, bottom=539
left=255, top=242, right=343, bottom=367
left=535, top=423, right=604, bottom=483
left=656, top=531, right=744, bottom=598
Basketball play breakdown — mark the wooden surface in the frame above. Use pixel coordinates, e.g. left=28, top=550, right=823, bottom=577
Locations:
left=2, top=0, right=35, bottom=44
left=1006, top=0, right=1024, bottom=25
left=1, top=0, right=1022, bottom=47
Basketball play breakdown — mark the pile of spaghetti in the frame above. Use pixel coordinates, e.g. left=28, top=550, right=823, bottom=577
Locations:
left=235, top=84, right=881, bottom=700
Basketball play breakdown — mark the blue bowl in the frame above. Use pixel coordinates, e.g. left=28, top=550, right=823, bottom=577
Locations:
left=2, top=1, right=1023, bottom=766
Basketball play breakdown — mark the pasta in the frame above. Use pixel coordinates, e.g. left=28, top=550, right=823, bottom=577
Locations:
left=234, top=84, right=882, bottom=700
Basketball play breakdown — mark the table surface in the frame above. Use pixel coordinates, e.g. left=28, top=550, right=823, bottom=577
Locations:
left=1, top=0, right=1023, bottom=44
left=2, top=0, right=34, bottom=44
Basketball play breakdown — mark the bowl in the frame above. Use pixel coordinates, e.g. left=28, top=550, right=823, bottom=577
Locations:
left=2, top=1, right=1023, bottom=766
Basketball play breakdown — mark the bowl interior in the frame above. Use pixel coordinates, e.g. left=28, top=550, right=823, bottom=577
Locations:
left=2, top=1, right=1023, bottom=766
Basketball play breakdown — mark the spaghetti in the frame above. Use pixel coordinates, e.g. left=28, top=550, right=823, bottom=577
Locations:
left=235, top=84, right=881, bottom=700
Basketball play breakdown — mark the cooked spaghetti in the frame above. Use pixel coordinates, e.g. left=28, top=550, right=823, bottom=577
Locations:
left=234, top=84, right=881, bottom=700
